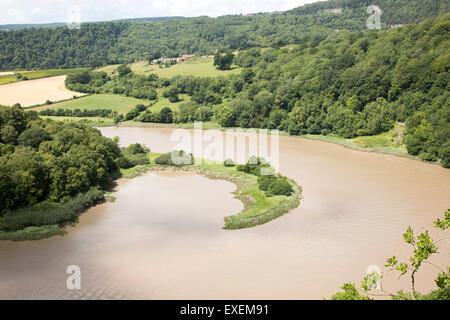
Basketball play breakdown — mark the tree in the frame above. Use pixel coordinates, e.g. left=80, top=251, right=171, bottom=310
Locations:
left=164, top=86, right=180, bottom=103
left=265, top=177, right=293, bottom=196
left=18, top=126, right=51, bottom=148
left=214, top=51, right=234, bottom=70
left=126, top=143, right=148, bottom=154
left=117, top=64, right=132, bottom=77
left=1, top=125, right=18, bottom=145
left=218, top=107, right=235, bottom=127
left=332, top=210, right=450, bottom=300
left=159, top=107, right=173, bottom=123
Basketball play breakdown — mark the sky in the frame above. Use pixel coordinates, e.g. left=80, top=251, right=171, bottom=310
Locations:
left=0, top=0, right=320, bottom=25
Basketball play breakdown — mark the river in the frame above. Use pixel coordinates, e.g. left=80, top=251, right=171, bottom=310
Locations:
left=0, top=127, right=449, bottom=299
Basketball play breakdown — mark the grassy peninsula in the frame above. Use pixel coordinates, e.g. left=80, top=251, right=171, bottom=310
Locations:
left=119, top=152, right=302, bottom=230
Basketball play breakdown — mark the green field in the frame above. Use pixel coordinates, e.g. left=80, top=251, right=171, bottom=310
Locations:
left=0, top=67, right=91, bottom=85
left=353, top=124, right=405, bottom=148
left=303, top=124, right=409, bottom=157
left=35, top=94, right=149, bottom=114
left=146, top=89, right=189, bottom=113
left=98, top=57, right=241, bottom=78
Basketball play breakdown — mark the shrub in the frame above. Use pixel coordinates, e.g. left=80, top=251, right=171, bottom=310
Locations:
left=0, top=188, right=105, bottom=232
left=236, top=157, right=270, bottom=176
left=418, top=152, right=437, bottom=162
left=126, top=153, right=150, bottom=166
left=117, top=64, right=132, bottom=77
left=159, top=107, right=173, bottom=123
left=116, top=156, right=133, bottom=169
left=265, top=177, right=293, bottom=196
left=257, top=175, right=278, bottom=191
left=126, top=143, right=148, bottom=154
left=224, top=159, right=235, bottom=167
left=125, top=109, right=139, bottom=121
left=155, top=150, right=193, bottom=166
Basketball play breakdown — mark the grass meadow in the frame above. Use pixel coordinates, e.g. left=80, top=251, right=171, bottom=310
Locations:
left=98, top=57, right=241, bottom=78
left=33, top=94, right=149, bottom=114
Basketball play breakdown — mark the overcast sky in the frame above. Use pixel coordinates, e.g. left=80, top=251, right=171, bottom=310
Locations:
left=0, top=0, right=319, bottom=25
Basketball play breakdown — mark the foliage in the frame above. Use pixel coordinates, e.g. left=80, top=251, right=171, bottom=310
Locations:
left=214, top=52, right=234, bottom=70
left=39, top=108, right=115, bottom=118
left=64, top=14, right=449, bottom=165
left=155, top=150, right=194, bottom=166
left=331, top=283, right=372, bottom=300
left=223, top=158, right=236, bottom=167
left=3, top=2, right=448, bottom=167
left=119, top=143, right=151, bottom=167
left=331, top=210, right=450, bottom=300
left=0, top=188, right=105, bottom=232
left=1, top=0, right=448, bottom=70
left=264, top=177, right=294, bottom=196
left=0, top=224, right=66, bottom=241
left=0, top=105, right=149, bottom=237
left=35, top=94, right=150, bottom=115
left=117, top=64, right=132, bottom=77
left=0, top=67, right=90, bottom=85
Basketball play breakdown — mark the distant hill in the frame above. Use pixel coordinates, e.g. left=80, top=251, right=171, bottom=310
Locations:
left=0, top=16, right=183, bottom=31
left=0, top=23, right=67, bottom=31
left=289, top=0, right=449, bottom=26
left=0, top=0, right=448, bottom=70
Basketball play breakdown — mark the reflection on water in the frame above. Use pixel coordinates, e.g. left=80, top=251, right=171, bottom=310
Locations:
left=0, top=127, right=449, bottom=299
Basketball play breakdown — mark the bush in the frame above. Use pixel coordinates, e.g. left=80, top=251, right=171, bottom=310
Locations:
left=116, top=156, right=133, bottom=169
left=159, top=107, right=173, bottom=123
left=0, top=188, right=105, bottom=232
left=117, top=64, right=132, bottom=77
left=257, top=175, right=278, bottom=191
left=125, top=109, right=139, bottom=120
left=126, top=143, right=148, bottom=154
left=155, top=150, right=193, bottom=166
left=224, top=159, right=235, bottom=167
left=265, top=177, right=293, bottom=196
left=126, top=153, right=150, bottom=166
left=419, top=152, right=437, bottom=162
left=18, top=127, right=51, bottom=148
left=236, top=157, right=270, bottom=176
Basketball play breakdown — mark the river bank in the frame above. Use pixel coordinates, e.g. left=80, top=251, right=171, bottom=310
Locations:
left=111, top=122, right=440, bottom=167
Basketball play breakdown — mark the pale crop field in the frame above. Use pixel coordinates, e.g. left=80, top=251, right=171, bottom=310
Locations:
left=0, top=75, right=85, bottom=107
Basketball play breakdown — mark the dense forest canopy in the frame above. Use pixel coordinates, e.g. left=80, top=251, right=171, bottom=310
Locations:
left=0, top=0, right=448, bottom=70
left=0, top=105, right=152, bottom=216
left=0, top=106, right=120, bottom=214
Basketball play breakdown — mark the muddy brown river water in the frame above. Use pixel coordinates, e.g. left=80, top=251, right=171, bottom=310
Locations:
left=0, top=127, right=449, bottom=299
